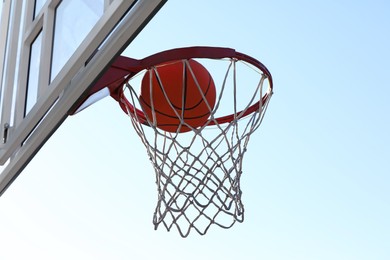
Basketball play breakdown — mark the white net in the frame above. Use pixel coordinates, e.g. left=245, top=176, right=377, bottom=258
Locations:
left=120, top=57, right=272, bottom=237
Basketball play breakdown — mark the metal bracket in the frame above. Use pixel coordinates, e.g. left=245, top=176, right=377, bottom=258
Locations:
left=2, top=123, right=10, bottom=144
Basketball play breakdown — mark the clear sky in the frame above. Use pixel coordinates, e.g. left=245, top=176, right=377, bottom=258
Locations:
left=0, top=0, right=389, bottom=259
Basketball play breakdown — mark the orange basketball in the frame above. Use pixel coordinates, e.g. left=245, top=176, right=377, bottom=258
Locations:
left=140, top=59, right=216, bottom=133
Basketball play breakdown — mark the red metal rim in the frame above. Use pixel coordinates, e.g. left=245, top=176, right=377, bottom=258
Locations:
left=114, top=47, right=273, bottom=126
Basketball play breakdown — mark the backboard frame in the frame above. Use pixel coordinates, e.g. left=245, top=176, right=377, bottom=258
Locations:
left=0, top=0, right=167, bottom=196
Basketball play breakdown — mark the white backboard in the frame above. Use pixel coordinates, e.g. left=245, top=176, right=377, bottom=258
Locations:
left=0, top=0, right=166, bottom=195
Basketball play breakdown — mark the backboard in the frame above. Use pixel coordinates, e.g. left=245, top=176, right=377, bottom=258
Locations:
left=0, top=0, right=166, bottom=195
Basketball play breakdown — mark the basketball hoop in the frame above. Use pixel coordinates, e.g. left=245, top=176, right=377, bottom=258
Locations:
left=75, top=47, right=273, bottom=237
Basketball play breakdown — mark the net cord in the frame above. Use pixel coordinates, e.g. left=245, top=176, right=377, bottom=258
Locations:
left=119, top=57, right=272, bottom=237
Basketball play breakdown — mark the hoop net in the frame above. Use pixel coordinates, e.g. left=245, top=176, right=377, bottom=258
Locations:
left=119, top=56, right=272, bottom=237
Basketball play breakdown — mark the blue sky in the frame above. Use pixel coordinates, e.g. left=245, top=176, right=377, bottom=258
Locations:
left=0, top=0, right=389, bottom=259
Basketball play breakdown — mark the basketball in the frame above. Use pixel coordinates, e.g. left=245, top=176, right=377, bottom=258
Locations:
left=139, top=59, right=216, bottom=133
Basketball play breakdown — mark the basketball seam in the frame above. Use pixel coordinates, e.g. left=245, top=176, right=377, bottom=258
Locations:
left=152, top=62, right=213, bottom=111
left=140, top=97, right=212, bottom=120
left=182, top=71, right=214, bottom=110
left=140, top=64, right=214, bottom=119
